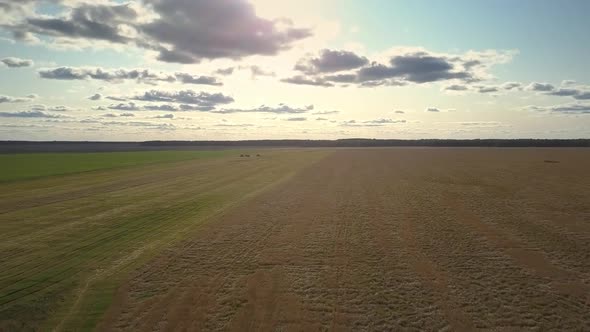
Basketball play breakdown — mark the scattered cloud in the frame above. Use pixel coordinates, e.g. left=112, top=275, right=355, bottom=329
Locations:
left=322, top=74, right=357, bottom=83
left=444, top=81, right=521, bottom=94
left=38, top=66, right=221, bottom=85
left=216, top=104, right=314, bottom=114
left=456, top=121, right=502, bottom=128
left=212, top=65, right=274, bottom=79
left=523, top=82, right=590, bottom=100
left=375, top=53, right=469, bottom=83
left=547, top=88, right=580, bottom=97
left=551, top=103, right=590, bottom=114
left=214, top=123, right=255, bottom=127
left=99, top=112, right=135, bottom=118
left=106, top=96, right=128, bottom=102
left=153, top=113, right=174, bottom=119
left=476, top=86, right=499, bottom=93
left=39, top=67, right=172, bottom=83
left=131, top=89, right=234, bottom=107
left=108, top=102, right=140, bottom=111
left=100, top=120, right=177, bottom=131
left=98, top=94, right=322, bottom=114
left=525, top=102, right=590, bottom=114
left=214, top=67, right=235, bottom=76
left=144, top=104, right=179, bottom=111
left=1, top=57, right=33, bottom=67
left=340, top=120, right=378, bottom=127
left=179, top=104, right=216, bottom=111
left=1, top=3, right=586, bottom=139
left=363, top=118, right=406, bottom=124
left=100, top=90, right=233, bottom=112
left=174, top=73, right=222, bottom=86
left=6, top=1, right=312, bottom=63
left=247, top=65, right=275, bottom=79
left=501, top=82, right=522, bottom=90
left=444, top=84, right=468, bottom=91
left=340, top=118, right=406, bottom=127
left=30, top=104, right=74, bottom=112
left=20, top=3, right=138, bottom=43
left=295, top=49, right=369, bottom=74
left=284, top=48, right=516, bottom=88
left=313, top=110, right=339, bottom=115
left=561, top=80, right=577, bottom=86
left=0, top=110, right=67, bottom=118
left=0, top=94, right=36, bottom=103
left=280, top=75, right=333, bottom=87
left=526, top=82, right=555, bottom=92
left=77, top=118, right=101, bottom=124
left=142, top=0, right=312, bottom=63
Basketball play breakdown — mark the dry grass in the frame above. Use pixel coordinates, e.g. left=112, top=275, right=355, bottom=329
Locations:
left=101, top=148, right=590, bottom=331
left=0, top=149, right=328, bottom=331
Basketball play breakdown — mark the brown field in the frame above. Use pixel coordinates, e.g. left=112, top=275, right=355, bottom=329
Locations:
left=95, top=148, right=590, bottom=331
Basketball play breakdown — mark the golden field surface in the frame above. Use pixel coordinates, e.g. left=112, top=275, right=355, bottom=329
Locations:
left=1, top=148, right=589, bottom=331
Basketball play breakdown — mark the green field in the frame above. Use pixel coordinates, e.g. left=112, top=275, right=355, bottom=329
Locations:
left=0, top=149, right=328, bottom=331
left=0, top=150, right=236, bottom=182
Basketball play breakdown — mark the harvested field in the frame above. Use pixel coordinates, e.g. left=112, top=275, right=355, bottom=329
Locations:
left=2, top=148, right=590, bottom=331
left=0, top=149, right=328, bottom=331
left=100, top=148, right=590, bottom=331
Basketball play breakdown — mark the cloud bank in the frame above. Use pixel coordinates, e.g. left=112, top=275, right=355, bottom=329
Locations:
left=39, top=67, right=222, bottom=85
left=1, top=57, right=34, bottom=67
left=283, top=48, right=516, bottom=88
left=5, top=1, right=311, bottom=64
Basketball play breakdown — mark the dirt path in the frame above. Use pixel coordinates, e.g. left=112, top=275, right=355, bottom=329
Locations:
left=101, top=149, right=590, bottom=331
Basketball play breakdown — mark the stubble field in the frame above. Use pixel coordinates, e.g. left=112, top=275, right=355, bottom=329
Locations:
left=1, top=148, right=589, bottom=331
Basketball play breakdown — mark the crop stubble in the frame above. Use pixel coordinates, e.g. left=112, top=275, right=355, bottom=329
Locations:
left=0, top=150, right=327, bottom=331
left=101, top=148, right=590, bottom=331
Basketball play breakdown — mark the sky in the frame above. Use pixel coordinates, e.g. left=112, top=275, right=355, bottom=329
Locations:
left=0, top=0, right=589, bottom=141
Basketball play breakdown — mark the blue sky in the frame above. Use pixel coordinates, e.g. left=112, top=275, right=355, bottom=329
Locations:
left=339, top=0, right=590, bottom=81
left=0, top=0, right=589, bottom=140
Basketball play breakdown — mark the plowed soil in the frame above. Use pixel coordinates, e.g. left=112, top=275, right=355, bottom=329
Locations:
left=100, top=149, right=590, bottom=331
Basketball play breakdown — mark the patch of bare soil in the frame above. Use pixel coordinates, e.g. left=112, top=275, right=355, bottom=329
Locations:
left=101, top=149, right=590, bottom=331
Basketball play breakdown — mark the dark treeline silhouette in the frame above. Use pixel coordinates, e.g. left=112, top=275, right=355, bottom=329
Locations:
left=1, top=139, right=589, bottom=153
left=144, top=139, right=590, bottom=148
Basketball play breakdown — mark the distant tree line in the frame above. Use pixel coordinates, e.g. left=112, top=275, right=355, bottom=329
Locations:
left=142, top=139, right=590, bottom=148
left=1, top=139, right=589, bottom=153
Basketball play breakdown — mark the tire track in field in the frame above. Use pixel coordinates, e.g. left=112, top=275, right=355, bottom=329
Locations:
left=0, top=155, right=241, bottom=202
left=0, top=161, right=276, bottom=284
left=399, top=205, right=475, bottom=331
left=1, top=152, right=327, bottom=331
left=55, top=161, right=302, bottom=332
left=439, top=164, right=590, bottom=288
left=445, top=193, right=590, bottom=299
left=0, top=159, right=221, bottom=215
left=102, top=148, right=590, bottom=331
left=103, top=151, right=453, bottom=331
left=0, top=163, right=280, bottom=306
left=392, top=150, right=590, bottom=330
left=106, top=178, right=318, bottom=331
